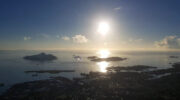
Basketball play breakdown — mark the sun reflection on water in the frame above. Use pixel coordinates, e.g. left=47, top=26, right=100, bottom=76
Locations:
left=96, top=49, right=111, bottom=72
left=97, top=49, right=110, bottom=58
left=97, top=61, right=109, bottom=72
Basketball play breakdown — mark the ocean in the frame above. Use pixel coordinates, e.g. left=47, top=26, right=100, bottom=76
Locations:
left=0, top=50, right=180, bottom=94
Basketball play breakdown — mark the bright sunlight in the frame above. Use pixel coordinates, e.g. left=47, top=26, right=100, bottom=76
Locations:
left=97, top=22, right=110, bottom=35
left=97, top=49, right=110, bottom=58
left=97, top=61, right=109, bottom=72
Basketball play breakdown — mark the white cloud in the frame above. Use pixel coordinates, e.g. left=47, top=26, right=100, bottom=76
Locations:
left=72, top=35, right=88, bottom=43
left=114, top=7, right=121, bottom=11
left=62, top=36, right=70, bottom=41
left=155, top=36, right=180, bottom=48
left=24, top=36, right=31, bottom=41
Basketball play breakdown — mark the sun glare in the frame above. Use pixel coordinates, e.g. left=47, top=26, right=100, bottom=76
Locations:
left=97, top=22, right=110, bottom=35
left=97, top=49, right=110, bottom=58
left=97, top=61, right=109, bottom=72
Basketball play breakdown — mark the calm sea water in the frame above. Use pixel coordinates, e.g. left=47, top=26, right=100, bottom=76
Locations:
left=0, top=50, right=180, bottom=94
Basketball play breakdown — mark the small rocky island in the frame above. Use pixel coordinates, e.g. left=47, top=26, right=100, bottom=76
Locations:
left=23, top=53, right=57, bottom=62
left=25, top=70, right=75, bottom=74
left=169, top=55, right=179, bottom=58
left=87, top=56, right=127, bottom=62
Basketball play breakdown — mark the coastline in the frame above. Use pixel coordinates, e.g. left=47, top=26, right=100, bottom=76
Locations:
left=1, top=62, right=180, bottom=100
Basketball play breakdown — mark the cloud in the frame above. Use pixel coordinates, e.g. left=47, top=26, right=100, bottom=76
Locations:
left=41, top=34, right=49, bottom=38
left=62, top=36, right=70, bottom=41
left=24, top=36, right=31, bottom=41
left=114, top=7, right=121, bottom=11
left=155, top=36, right=180, bottom=48
left=56, top=35, right=60, bottom=38
left=72, top=35, right=88, bottom=43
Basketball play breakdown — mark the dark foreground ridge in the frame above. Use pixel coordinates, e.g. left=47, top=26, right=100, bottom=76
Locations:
left=23, top=53, right=57, bottom=62
left=87, top=56, right=127, bottom=62
left=1, top=63, right=180, bottom=100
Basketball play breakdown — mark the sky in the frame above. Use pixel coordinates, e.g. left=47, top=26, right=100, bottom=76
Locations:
left=0, top=0, right=180, bottom=50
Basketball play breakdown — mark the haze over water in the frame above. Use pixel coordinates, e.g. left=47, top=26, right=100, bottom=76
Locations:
left=0, top=50, right=180, bottom=94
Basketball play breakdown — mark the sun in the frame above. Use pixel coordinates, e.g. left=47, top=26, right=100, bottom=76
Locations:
left=97, top=22, right=110, bottom=35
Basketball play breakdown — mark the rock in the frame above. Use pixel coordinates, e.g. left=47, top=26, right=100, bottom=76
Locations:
left=25, top=70, right=75, bottom=74
left=23, top=53, right=57, bottom=62
left=0, top=83, right=4, bottom=87
left=32, top=74, right=38, bottom=77
left=107, top=65, right=157, bottom=72
left=169, top=56, right=178, bottom=58
left=2, top=63, right=180, bottom=100
left=87, top=56, right=127, bottom=62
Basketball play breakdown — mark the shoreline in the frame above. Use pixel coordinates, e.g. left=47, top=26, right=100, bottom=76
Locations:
left=1, top=62, right=180, bottom=100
